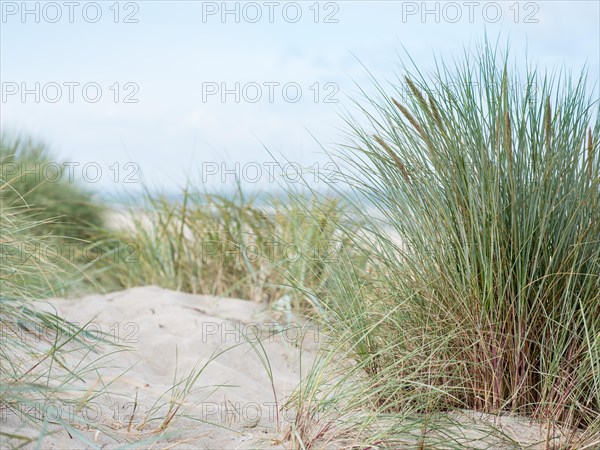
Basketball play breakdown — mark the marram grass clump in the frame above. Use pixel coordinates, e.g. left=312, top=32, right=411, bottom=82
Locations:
left=100, top=187, right=360, bottom=310
left=0, top=135, right=105, bottom=242
left=0, top=184, right=110, bottom=445
left=286, top=43, right=599, bottom=447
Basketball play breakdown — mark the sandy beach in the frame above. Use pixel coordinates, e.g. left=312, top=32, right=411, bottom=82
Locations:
left=2, top=287, right=320, bottom=449
left=3, top=5, right=599, bottom=449
left=2, top=287, right=586, bottom=449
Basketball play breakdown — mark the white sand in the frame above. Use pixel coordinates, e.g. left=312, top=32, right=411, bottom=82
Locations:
left=1, top=287, right=586, bottom=449
left=2, top=286, right=318, bottom=449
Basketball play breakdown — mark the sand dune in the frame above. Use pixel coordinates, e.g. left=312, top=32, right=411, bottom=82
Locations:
left=3, top=286, right=318, bottom=449
left=2, top=287, right=584, bottom=449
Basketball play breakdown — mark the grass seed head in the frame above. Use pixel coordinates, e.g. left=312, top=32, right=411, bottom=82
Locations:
left=373, top=135, right=411, bottom=185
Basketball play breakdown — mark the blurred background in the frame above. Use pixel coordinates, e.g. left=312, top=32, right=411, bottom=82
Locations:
left=2, top=0, right=598, bottom=195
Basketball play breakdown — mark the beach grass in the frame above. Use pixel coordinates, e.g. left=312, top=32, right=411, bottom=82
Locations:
left=0, top=179, right=113, bottom=446
left=0, top=135, right=105, bottom=243
left=99, top=186, right=361, bottom=311
left=1, top=40, right=598, bottom=448
left=282, top=41, right=599, bottom=448
left=0, top=159, right=213, bottom=448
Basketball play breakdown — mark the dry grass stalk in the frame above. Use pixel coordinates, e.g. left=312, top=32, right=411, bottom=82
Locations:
left=405, top=76, right=428, bottom=110
left=391, top=97, right=432, bottom=149
left=428, top=94, right=446, bottom=135
left=587, top=127, right=594, bottom=180
left=545, top=96, right=552, bottom=150
left=373, top=135, right=411, bottom=185
left=505, top=111, right=513, bottom=166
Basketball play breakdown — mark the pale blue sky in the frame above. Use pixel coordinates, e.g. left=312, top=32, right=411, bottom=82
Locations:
left=1, top=1, right=598, bottom=193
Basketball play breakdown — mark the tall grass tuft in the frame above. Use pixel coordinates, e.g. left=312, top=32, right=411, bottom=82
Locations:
left=0, top=178, right=114, bottom=446
left=1, top=134, right=105, bottom=242
left=0, top=154, right=207, bottom=448
left=101, top=186, right=357, bottom=310
left=286, top=42, right=599, bottom=447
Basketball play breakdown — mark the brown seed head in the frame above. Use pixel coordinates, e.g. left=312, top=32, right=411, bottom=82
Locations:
left=392, top=98, right=426, bottom=138
left=588, top=127, right=594, bottom=180
left=545, top=96, right=552, bottom=150
left=428, top=94, right=445, bottom=134
left=404, top=76, right=428, bottom=109
left=504, top=111, right=513, bottom=165
left=373, top=135, right=412, bottom=185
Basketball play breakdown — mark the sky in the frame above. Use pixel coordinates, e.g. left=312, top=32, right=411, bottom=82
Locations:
left=1, top=1, right=599, bottom=195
